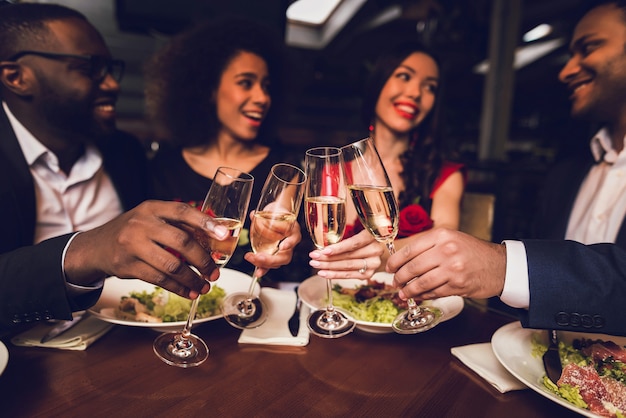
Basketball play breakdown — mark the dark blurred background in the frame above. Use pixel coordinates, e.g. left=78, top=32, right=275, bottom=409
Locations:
left=9, top=0, right=600, bottom=241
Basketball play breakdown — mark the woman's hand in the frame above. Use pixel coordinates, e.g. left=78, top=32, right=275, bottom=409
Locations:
left=309, top=229, right=383, bottom=279
left=244, top=217, right=302, bottom=278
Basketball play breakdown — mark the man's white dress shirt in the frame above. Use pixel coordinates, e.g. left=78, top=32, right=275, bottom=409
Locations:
left=3, top=101, right=123, bottom=289
left=501, top=128, right=626, bottom=308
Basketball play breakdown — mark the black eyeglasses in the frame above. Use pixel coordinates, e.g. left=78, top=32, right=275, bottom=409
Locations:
left=7, top=51, right=125, bottom=82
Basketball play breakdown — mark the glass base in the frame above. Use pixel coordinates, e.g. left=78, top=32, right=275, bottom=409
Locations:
left=153, top=331, right=208, bottom=368
left=307, top=309, right=355, bottom=339
left=391, top=306, right=442, bottom=334
left=222, top=292, right=268, bottom=330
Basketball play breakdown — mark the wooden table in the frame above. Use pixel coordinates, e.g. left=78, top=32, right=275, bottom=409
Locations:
left=0, top=302, right=579, bottom=418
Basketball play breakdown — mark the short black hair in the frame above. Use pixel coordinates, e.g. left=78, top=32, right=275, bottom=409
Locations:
left=576, top=0, right=626, bottom=22
left=144, top=15, right=285, bottom=148
left=0, top=3, right=86, bottom=61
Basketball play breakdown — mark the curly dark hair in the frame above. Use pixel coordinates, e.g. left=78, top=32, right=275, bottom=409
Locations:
left=144, top=16, right=285, bottom=148
left=361, top=41, right=445, bottom=211
left=0, top=3, right=86, bottom=61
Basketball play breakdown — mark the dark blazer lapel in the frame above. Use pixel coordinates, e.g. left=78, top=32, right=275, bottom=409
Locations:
left=615, top=217, right=626, bottom=248
left=97, top=130, right=151, bottom=211
left=0, top=107, right=36, bottom=250
left=534, top=156, right=594, bottom=240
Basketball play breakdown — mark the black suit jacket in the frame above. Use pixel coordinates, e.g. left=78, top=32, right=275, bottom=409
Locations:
left=0, top=107, right=150, bottom=329
left=521, top=154, right=626, bottom=335
left=520, top=239, right=626, bottom=336
left=533, top=155, right=626, bottom=246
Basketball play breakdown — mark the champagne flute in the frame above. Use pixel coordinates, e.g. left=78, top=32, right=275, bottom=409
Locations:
left=304, top=147, right=356, bottom=338
left=340, top=137, right=442, bottom=334
left=221, top=163, right=306, bottom=329
left=153, top=167, right=253, bottom=367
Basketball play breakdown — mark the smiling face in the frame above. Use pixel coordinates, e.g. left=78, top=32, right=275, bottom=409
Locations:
left=214, top=51, right=271, bottom=142
left=374, top=52, right=439, bottom=136
left=26, top=18, right=120, bottom=142
left=559, top=4, right=626, bottom=124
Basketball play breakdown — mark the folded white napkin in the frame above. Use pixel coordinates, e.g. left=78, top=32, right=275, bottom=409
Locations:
left=450, top=343, right=527, bottom=393
left=11, top=313, right=113, bottom=351
left=238, top=288, right=310, bottom=346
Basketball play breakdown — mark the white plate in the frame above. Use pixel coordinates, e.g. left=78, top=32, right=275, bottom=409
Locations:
left=0, top=340, right=8, bottom=376
left=491, top=321, right=626, bottom=418
left=89, top=268, right=257, bottom=330
left=298, top=272, right=464, bottom=334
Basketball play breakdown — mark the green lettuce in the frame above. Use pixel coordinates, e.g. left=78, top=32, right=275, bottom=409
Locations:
left=130, top=286, right=226, bottom=322
left=331, top=290, right=400, bottom=323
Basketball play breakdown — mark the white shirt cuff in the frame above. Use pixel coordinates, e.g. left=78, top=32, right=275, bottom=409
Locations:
left=62, top=232, right=104, bottom=293
left=500, top=240, right=530, bottom=309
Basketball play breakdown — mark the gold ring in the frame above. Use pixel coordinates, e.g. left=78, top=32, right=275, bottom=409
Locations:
left=359, top=259, right=367, bottom=274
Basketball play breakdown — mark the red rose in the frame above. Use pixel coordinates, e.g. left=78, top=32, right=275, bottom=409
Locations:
left=342, top=221, right=364, bottom=239
left=397, top=204, right=433, bottom=238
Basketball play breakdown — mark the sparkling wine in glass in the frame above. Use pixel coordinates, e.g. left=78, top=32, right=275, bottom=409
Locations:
left=222, top=163, right=306, bottom=329
left=153, top=167, right=253, bottom=367
left=341, top=137, right=442, bottom=334
left=304, top=147, right=355, bottom=338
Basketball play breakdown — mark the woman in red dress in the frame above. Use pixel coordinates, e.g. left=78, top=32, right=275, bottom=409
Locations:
left=311, top=42, right=466, bottom=279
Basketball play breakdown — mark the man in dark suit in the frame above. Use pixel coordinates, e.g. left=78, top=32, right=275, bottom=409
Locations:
left=385, top=227, right=626, bottom=337
left=384, top=0, right=626, bottom=338
left=535, top=0, right=626, bottom=247
left=0, top=4, right=227, bottom=329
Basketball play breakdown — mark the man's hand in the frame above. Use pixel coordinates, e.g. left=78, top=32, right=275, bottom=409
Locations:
left=64, top=200, right=228, bottom=299
left=386, top=228, right=507, bottom=301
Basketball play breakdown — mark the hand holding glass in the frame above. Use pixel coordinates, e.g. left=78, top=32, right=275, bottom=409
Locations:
left=341, top=137, right=442, bottom=334
left=153, top=167, right=253, bottom=367
left=304, top=147, right=355, bottom=338
left=222, top=163, right=306, bottom=329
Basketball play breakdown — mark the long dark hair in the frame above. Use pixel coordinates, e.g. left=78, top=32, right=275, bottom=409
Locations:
left=144, top=16, right=285, bottom=148
left=361, top=41, right=445, bottom=211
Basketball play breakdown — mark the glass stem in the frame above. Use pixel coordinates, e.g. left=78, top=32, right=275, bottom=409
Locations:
left=247, top=268, right=261, bottom=297
left=325, top=278, right=335, bottom=312
left=386, top=240, right=421, bottom=317
left=386, top=241, right=396, bottom=255
left=182, top=298, right=199, bottom=340
left=406, top=297, right=422, bottom=318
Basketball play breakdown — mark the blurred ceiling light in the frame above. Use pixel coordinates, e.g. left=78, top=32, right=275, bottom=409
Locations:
left=286, top=0, right=367, bottom=49
left=361, top=5, right=402, bottom=31
left=523, top=23, right=552, bottom=42
left=474, top=37, right=565, bottom=74
left=287, top=0, right=342, bottom=26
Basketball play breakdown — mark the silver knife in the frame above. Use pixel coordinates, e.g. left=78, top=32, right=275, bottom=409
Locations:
left=287, top=287, right=301, bottom=337
left=40, top=313, right=86, bottom=343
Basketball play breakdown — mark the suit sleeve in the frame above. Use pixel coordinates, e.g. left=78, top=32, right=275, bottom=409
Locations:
left=519, top=239, right=626, bottom=336
left=0, top=234, right=102, bottom=330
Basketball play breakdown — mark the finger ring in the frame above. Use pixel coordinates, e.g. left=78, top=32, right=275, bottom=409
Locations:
left=359, top=259, right=367, bottom=274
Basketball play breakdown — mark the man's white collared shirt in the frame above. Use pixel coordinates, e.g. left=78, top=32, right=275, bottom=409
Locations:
left=566, top=128, right=626, bottom=244
left=3, top=101, right=123, bottom=244
left=501, top=128, right=626, bottom=309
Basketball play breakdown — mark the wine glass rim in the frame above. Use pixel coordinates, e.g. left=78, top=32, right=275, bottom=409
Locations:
left=215, top=166, right=254, bottom=182
left=271, top=163, right=307, bottom=185
left=305, top=146, right=342, bottom=157
left=340, top=136, right=372, bottom=151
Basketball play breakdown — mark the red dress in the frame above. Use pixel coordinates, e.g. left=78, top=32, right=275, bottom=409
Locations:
left=344, top=161, right=465, bottom=239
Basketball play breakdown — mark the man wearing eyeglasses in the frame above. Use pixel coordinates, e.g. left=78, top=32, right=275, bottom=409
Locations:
left=0, top=3, right=227, bottom=329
